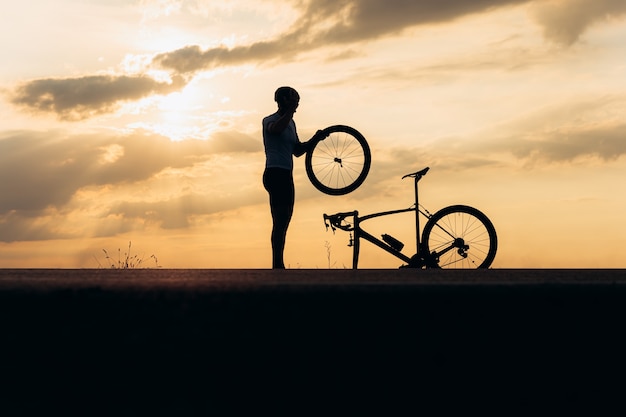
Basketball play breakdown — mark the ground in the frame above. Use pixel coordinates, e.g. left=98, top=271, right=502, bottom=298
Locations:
left=1, top=269, right=625, bottom=415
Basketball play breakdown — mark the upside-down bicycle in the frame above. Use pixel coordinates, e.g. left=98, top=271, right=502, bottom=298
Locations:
left=304, top=126, right=497, bottom=268
left=322, top=167, right=498, bottom=269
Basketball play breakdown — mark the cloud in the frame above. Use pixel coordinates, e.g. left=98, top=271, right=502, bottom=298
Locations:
left=0, top=128, right=263, bottom=242
left=469, top=95, right=626, bottom=165
left=0, top=129, right=260, bottom=216
left=106, top=190, right=265, bottom=230
left=0, top=210, right=71, bottom=242
left=366, top=109, right=626, bottom=180
left=427, top=122, right=626, bottom=170
left=109, top=194, right=212, bottom=229
left=153, top=0, right=529, bottom=74
left=296, top=0, right=528, bottom=42
left=531, top=0, right=626, bottom=45
left=153, top=39, right=302, bottom=74
left=153, top=0, right=626, bottom=75
left=12, top=0, right=623, bottom=121
left=10, top=74, right=187, bottom=120
left=209, top=130, right=265, bottom=153
left=508, top=123, right=626, bottom=163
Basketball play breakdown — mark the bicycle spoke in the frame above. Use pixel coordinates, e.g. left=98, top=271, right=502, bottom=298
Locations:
left=310, top=133, right=364, bottom=190
left=422, top=205, right=497, bottom=269
left=305, top=125, right=371, bottom=195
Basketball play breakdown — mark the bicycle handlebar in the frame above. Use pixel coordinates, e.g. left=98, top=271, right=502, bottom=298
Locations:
left=323, top=168, right=431, bottom=233
left=323, top=211, right=357, bottom=232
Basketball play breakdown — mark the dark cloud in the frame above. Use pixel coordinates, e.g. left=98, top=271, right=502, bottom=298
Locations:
left=427, top=122, right=626, bottom=169
left=297, top=0, right=528, bottom=43
left=106, top=191, right=265, bottom=230
left=153, top=0, right=529, bottom=74
left=0, top=129, right=261, bottom=217
left=532, top=0, right=626, bottom=45
left=12, top=0, right=623, bottom=120
left=0, top=128, right=262, bottom=242
left=0, top=211, right=71, bottom=243
left=153, top=38, right=303, bottom=74
left=10, top=74, right=187, bottom=120
left=154, top=0, right=626, bottom=75
left=109, top=195, right=211, bottom=230
left=360, top=122, right=626, bottom=189
left=509, top=124, right=626, bottom=163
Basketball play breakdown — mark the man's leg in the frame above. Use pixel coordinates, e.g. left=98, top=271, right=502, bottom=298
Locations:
left=264, top=168, right=295, bottom=269
left=270, top=203, right=293, bottom=269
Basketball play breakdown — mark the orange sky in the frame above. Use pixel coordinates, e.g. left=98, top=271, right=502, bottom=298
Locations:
left=1, top=0, right=626, bottom=268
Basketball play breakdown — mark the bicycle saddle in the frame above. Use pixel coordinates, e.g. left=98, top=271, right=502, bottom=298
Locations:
left=402, top=167, right=430, bottom=179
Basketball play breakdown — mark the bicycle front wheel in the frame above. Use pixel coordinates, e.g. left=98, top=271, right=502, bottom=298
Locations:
left=422, top=205, right=497, bottom=269
left=305, top=125, right=371, bottom=196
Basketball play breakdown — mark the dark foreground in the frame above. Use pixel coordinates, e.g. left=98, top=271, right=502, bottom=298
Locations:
left=1, top=269, right=626, bottom=415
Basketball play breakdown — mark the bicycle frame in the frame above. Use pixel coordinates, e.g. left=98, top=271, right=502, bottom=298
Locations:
left=324, top=168, right=432, bottom=269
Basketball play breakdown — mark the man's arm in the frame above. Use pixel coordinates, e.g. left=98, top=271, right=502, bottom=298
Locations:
left=293, top=140, right=308, bottom=157
left=293, top=130, right=328, bottom=158
left=267, top=109, right=296, bottom=134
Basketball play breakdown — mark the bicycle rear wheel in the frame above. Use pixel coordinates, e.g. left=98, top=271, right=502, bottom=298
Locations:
left=305, top=125, right=371, bottom=196
left=421, top=205, right=497, bottom=269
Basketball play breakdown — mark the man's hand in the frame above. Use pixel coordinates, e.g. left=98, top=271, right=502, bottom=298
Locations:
left=283, top=94, right=299, bottom=115
left=312, top=129, right=329, bottom=141
left=297, top=130, right=329, bottom=156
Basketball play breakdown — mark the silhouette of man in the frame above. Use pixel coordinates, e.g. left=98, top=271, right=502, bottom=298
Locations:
left=262, top=86, right=326, bottom=269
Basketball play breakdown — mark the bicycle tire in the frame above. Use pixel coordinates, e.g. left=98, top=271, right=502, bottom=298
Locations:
left=305, top=125, right=371, bottom=196
left=421, top=205, right=497, bottom=269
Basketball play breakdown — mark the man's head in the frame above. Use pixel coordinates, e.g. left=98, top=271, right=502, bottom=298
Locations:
left=274, top=86, right=300, bottom=111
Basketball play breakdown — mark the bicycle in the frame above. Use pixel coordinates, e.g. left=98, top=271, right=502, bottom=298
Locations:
left=305, top=125, right=371, bottom=196
left=323, top=167, right=498, bottom=269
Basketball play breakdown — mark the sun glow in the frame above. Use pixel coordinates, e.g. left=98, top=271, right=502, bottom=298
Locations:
left=135, top=87, right=208, bottom=141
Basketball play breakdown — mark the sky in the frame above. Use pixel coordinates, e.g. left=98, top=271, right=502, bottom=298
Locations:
left=1, top=0, right=625, bottom=269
